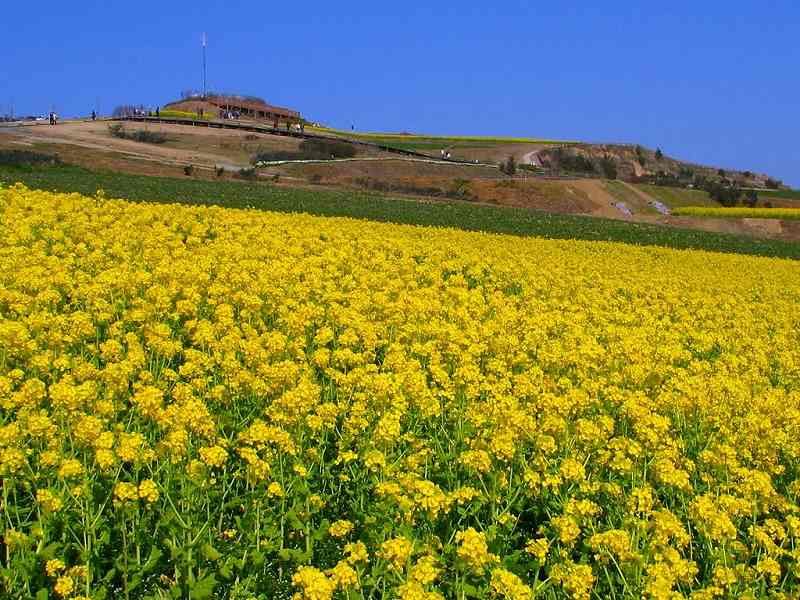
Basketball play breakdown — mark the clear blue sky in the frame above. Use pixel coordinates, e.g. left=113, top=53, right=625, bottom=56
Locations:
left=2, top=1, right=798, bottom=185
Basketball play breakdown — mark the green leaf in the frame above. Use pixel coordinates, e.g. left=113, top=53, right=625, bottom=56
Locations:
left=250, top=550, right=265, bottom=568
left=35, top=589, right=49, bottom=600
left=142, top=547, right=163, bottom=573
left=462, top=583, right=481, bottom=598
left=313, top=519, right=330, bottom=541
left=285, top=510, right=304, bottom=530
left=189, top=574, right=218, bottom=600
left=201, top=543, right=221, bottom=561
left=219, top=562, right=234, bottom=580
left=37, top=542, right=61, bottom=560
left=278, top=548, right=311, bottom=564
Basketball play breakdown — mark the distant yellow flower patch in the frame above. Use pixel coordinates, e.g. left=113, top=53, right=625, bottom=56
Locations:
left=674, top=205, right=800, bottom=219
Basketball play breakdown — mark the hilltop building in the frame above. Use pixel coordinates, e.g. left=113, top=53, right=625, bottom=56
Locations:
left=206, top=94, right=301, bottom=124
left=164, top=93, right=302, bottom=126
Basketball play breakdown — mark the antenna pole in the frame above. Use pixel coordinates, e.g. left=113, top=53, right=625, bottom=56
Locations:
left=202, top=33, right=207, bottom=98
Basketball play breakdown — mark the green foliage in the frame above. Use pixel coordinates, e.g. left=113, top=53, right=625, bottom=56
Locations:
left=1, top=163, right=799, bottom=259
left=499, top=155, right=517, bottom=176
left=0, top=150, right=61, bottom=166
left=635, top=184, right=719, bottom=209
left=183, top=164, right=194, bottom=176
left=600, top=155, right=617, bottom=180
left=552, top=148, right=595, bottom=174
left=635, top=145, right=647, bottom=166
left=759, top=187, right=800, bottom=200
left=655, top=148, right=664, bottom=161
left=705, top=182, right=742, bottom=207
left=108, top=124, right=168, bottom=144
left=254, top=139, right=357, bottom=163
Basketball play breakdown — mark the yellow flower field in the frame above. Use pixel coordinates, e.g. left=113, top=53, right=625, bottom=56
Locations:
left=673, top=206, right=800, bottom=220
left=1, top=183, right=800, bottom=600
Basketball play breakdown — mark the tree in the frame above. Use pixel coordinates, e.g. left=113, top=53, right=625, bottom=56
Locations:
left=744, top=189, right=758, bottom=208
left=655, top=148, right=663, bottom=161
left=502, top=155, right=517, bottom=176
left=635, top=145, right=647, bottom=166
left=600, top=155, right=618, bottom=180
left=706, top=182, right=742, bottom=207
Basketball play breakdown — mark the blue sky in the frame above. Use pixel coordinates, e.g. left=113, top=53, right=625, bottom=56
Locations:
left=2, top=1, right=798, bottom=185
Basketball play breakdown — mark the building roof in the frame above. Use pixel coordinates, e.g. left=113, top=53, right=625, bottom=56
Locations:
left=205, top=94, right=301, bottom=119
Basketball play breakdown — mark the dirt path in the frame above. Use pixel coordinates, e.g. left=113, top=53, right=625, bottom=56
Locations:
left=521, top=149, right=542, bottom=167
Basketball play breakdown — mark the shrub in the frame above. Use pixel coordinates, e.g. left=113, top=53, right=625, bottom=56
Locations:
left=108, top=123, right=126, bottom=139
left=183, top=164, right=194, bottom=176
left=706, top=182, right=741, bottom=207
left=254, top=139, right=357, bottom=163
left=552, top=148, right=595, bottom=174
left=108, top=124, right=167, bottom=144
left=450, top=178, right=471, bottom=198
left=600, top=155, right=618, bottom=180
left=0, top=150, right=61, bottom=166
left=238, top=167, right=257, bottom=180
left=635, top=145, right=647, bottom=166
left=129, top=130, right=167, bottom=144
left=500, top=156, right=517, bottom=176
left=215, top=166, right=225, bottom=178
left=655, top=148, right=663, bottom=161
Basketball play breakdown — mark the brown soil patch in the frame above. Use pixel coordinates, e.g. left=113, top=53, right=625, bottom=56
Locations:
left=10, top=121, right=304, bottom=169
left=450, top=143, right=553, bottom=163
left=569, top=179, right=632, bottom=218
left=280, top=159, right=501, bottom=180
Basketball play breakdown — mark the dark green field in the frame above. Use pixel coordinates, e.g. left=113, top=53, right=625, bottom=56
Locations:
left=757, top=188, right=800, bottom=201
left=370, top=140, right=499, bottom=153
left=2, top=164, right=799, bottom=260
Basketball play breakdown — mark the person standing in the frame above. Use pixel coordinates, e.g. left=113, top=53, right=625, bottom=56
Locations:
left=91, top=110, right=96, bottom=121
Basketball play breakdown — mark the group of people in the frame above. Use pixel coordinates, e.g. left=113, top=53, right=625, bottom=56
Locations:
left=48, top=112, right=58, bottom=125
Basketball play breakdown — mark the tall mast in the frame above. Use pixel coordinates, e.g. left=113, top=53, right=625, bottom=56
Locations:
left=202, top=32, right=207, bottom=98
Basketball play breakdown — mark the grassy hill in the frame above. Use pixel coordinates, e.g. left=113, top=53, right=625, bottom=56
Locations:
left=634, top=184, right=720, bottom=209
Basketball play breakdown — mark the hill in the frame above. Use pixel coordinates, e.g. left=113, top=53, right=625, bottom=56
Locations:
left=2, top=115, right=796, bottom=242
